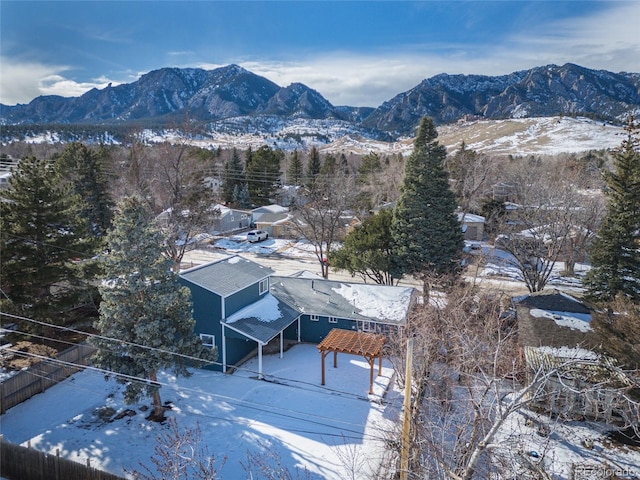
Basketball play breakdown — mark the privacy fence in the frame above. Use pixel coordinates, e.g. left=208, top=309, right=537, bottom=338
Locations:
left=0, top=343, right=96, bottom=414
left=0, top=438, right=126, bottom=480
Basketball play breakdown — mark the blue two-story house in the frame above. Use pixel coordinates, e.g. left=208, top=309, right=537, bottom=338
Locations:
left=179, top=255, right=417, bottom=377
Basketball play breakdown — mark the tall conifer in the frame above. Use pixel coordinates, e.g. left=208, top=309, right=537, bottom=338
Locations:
left=91, top=196, right=214, bottom=421
left=584, top=115, right=640, bottom=302
left=391, top=117, right=464, bottom=295
left=0, top=156, right=91, bottom=325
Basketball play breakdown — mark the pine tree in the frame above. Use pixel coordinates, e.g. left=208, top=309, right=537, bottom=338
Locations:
left=306, top=146, right=321, bottom=185
left=584, top=115, right=640, bottom=302
left=358, top=152, right=381, bottom=179
left=54, top=142, right=114, bottom=240
left=245, top=145, right=282, bottom=206
left=91, top=196, right=215, bottom=421
left=330, top=208, right=396, bottom=285
left=222, top=148, right=245, bottom=203
left=391, top=117, right=464, bottom=295
left=0, top=156, right=92, bottom=325
left=287, top=149, right=304, bottom=186
left=320, top=153, right=337, bottom=176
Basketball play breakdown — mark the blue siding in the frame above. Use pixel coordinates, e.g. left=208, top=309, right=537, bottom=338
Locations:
left=224, top=336, right=256, bottom=367
left=179, top=278, right=223, bottom=370
left=299, top=315, right=357, bottom=343
left=225, top=281, right=266, bottom=317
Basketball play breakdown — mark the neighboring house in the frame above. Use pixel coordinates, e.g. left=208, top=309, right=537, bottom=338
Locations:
left=251, top=204, right=288, bottom=225
left=457, top=212, right=485, bottom=241
left=0, top=171, right=11, bottom=190
left=179, top=256, right=417, bottom=377
left=209, top=204, right=251, bottom=234
left=254, top=211, right=293, bottom=238
left=492, top=182, right=519, bottom=202
left=514, top=291, right=632, bottom=422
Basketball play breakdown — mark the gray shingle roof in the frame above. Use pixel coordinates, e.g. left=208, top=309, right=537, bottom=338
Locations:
left=180, top=255, right=274, bottom=297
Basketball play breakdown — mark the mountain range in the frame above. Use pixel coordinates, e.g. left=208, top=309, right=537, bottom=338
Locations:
left=1, top=63, right=639, bottom=140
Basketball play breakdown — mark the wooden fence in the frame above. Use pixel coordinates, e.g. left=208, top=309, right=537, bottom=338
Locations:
left=0, top=438, right=126, bottom=480
left=0, top=343, right=96, bottom=414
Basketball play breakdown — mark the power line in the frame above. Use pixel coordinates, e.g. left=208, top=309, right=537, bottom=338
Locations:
left=2, top=347, right=397, bottom=443
left=1, top=311, right=396, bottom=404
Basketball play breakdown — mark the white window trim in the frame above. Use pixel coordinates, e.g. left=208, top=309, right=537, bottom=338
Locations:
left=361, top=321, right=375, bottom=332
left=200, top=333, right=215, bottom=349
left=259, top=278, right=269, bottom=295
left=310, top=314, right=319, bottom=322
left=328, top=317, right=338, bottom=324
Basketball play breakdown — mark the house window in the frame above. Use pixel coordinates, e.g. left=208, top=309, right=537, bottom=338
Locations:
left=310, top=315, right=319, bottom=322
left=328, top=317, right=338, bottom=324
left=361, top=321, right=375, bottom=332
left=200, top=334, right=215, bottom=349
left=259, top=278, right=269, bottom=295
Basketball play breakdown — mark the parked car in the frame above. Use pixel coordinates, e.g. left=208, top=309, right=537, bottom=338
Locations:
left=246, top=230, right=268, bottom=243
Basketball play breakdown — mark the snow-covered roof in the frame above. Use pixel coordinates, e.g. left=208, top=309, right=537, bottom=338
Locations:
left=252, top=204, right=288, bottom=214
left=271, top=276, right=415, bottom=325
left=223, top=293, right=300, bottom=344
left=457, top=212, right=485, bottom=223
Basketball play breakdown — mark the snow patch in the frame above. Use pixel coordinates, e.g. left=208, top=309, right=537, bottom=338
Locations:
left=226, top=293, right=282, bottom=324
left=332, top=283, right=413, bottom=322
left=530, top=308, right=592, bottom=332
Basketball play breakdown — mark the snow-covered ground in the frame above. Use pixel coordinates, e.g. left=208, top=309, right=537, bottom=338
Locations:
left=0, top=344, right=398, bottom=479
left=10, top=116, right=625, bottom=158
left=3, top=236, right=639, bottom=479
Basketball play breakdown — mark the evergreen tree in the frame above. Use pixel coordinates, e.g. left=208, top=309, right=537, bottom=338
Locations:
left=391, top=117, right=464, bottom=295
left=287, top=149, right=304, bottom=186
left=358, top=152, right=382, bottom=179
left=330, top=208, right=396, bottom=285
left=54, top=142, right=114, bottom=240
left=339, top=153, right=350, bottom=174
left=91, top=196, right=214, bottom=421
left=245, top=145, right=282, bottom=206
left=584, top=115, right=640, bottom=302
left=0, top=156, right=92, bottom=325
left=306, top=146, right=321, bottom=184
left=320, top=153, right=337, bottom=176
left=222, top=148, right=245, bottom=203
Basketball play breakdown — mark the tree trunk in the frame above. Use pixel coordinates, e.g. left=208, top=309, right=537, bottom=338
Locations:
left=149, top=370, right=165, bottom=421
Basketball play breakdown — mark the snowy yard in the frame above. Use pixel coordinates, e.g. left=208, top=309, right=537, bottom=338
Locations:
left=0, top=344, right=399, bottom=479
left=3, top=237, right=640, bottom=479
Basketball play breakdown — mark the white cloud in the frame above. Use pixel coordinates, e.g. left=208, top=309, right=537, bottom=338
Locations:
left=39, top=75, right=117, bottom=98
left=1, top=3, right=637, bottom=108
left=0, top=58, right=119, bottom=105
left=0, top=59, right=65, bottom=105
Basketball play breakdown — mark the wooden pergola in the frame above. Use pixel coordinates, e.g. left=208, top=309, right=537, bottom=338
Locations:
left=317, top=328, right=386, bottom=394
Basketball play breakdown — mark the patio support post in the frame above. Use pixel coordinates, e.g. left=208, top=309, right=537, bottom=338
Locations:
left=258, top=344, right=263, bottom=380
left=297, top=317, right=301, bottom=342
left=379, top=354, right=383, bottom=375
left=279, top=330, right=284, bottom=359
left=320, top=350, right=327, bottom=385
left=222, top=324, right=227, bottom=373
left=369, top=361, right=374, bottom=395
left=333, top=350, right=337, bottom=368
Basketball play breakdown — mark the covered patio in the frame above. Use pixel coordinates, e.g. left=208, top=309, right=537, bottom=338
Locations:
left=317, top=328, right=386, bottom=394
left=221, top=294, right=301, bottom=378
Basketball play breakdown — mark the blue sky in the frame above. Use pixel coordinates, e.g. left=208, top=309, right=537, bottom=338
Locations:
left=1, top=1, right=638, bottom=107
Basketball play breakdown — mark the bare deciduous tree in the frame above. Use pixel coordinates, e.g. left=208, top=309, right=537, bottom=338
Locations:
left=289, top=172, right=357, bottom=278
left=129, top=418, right=226, bottom=480
left=384, top=280, right=640, bottom=479
left=495, top=162, right=603, bottom=292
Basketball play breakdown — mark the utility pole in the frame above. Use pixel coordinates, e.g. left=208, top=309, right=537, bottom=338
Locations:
left=400, top=337, right=413, bottom=480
